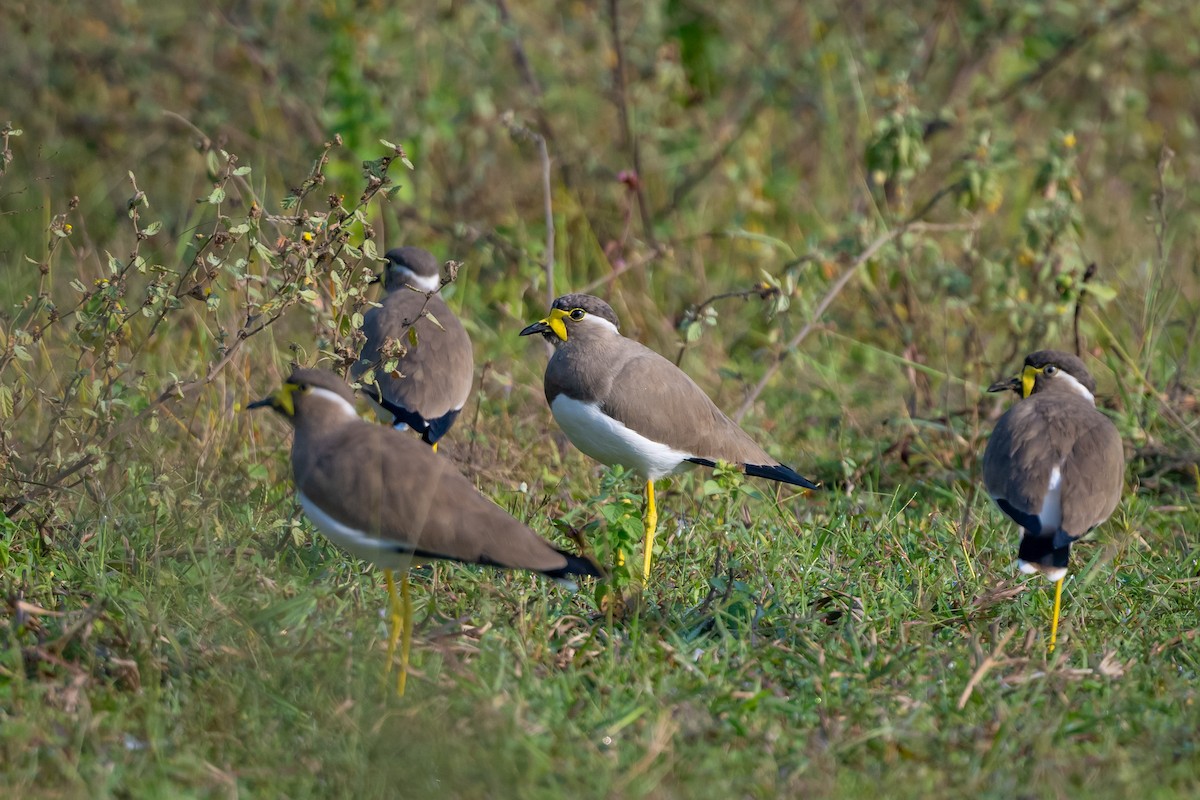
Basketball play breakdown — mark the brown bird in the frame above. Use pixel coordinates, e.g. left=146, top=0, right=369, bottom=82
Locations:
left=249, top=368, right=600, bottom=694
left=520, top=293, right=818, bottom=581
left=353, top=246, right=474, bottom=449
left=982, top=349, right=1124, bottom=653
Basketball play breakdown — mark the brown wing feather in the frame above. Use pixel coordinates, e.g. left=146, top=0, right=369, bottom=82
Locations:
left=294, top=421, right=571, bottom=572
left=598, top=341, right=776, bottom=465
left=982, top=401, right=1054, bottom=518
left=354, top=291, right=473, bottom=419
left=1058, top=412, right=1124, bottom=536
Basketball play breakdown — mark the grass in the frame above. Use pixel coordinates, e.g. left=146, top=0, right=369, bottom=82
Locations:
left=3, top=0, right=1200, bottom=797
left=3, top=433, right=1198, bottom=798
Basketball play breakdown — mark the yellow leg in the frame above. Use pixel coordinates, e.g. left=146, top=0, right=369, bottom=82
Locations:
left=642, top=479, right=658, bottom=582
left=384, top=569, right=412, bottom=696
left=399, top=572, right=412, bottom=696
left=1048, top=576, right=1064, bottom=655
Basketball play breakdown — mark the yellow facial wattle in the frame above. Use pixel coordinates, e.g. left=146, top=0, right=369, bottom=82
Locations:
left=276, top=382, right=299, bottom=416
left=1021, top=365, right=1042, bottom=399
left=545, top=307, right=570, bottom=341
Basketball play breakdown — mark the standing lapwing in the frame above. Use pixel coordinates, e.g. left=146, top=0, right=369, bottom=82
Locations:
left=982, top=349, right=1124, bottom=653
left=249, top=368, right=601, bottom=694
left=520, top=293, right=818, bottom=582
left=352, top=246, right=474, bottom=450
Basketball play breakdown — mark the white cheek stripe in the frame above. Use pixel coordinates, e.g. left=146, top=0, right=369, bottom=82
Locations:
left=299, top=492, right=414, bottom=570
left=310, top=387, right=360, bottom=419
left=1059, top=371, right=1095, bottom=404
left=393, top=267, right=441, bottom=294
left=551, top=395, right=691, bottom=480
left=578, top=315, right=620, bottom=335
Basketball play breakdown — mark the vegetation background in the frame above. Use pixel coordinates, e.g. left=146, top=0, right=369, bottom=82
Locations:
left=2, top=0, right=1198, bottom=796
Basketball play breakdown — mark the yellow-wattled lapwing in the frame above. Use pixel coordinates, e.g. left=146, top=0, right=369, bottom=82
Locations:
left=982, top=349, right=1124, bottom=653
left=249, top=368, right=601, bottom=694
left=353, top=246, right=473, bottom=450
left=520, top=293, right=818, bottom=582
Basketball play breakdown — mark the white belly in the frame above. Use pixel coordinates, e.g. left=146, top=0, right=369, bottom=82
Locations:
left=299, top=492, right=414, bottom=570
left=1016, top=466, right=1066, bottom=582
left=550, top=395, right=692, bottom=481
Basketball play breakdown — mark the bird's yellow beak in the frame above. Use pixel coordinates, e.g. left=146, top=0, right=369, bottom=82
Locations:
left=519, top=307, right=569, bottom=342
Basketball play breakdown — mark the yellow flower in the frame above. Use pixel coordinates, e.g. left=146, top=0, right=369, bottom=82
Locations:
left=302, top=231, right=314, bottom=243
left=1062, top=132, right=1077, bottom=149
left=64, top=223, right=73, bottom=233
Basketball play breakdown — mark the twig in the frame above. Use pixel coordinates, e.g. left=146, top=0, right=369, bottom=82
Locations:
left=492, top=0, right=573, bottom=193
left=673, top=283, right=779, bottom=366
left=538, top=135, right=555, bottom=309
left=1072, top=262, right=1097, bottom=356
left=733, top=220, right=976, bottom=422
left=605, top=0, right=656, bottom=246
left=661, top=91, right=771, bottom=219
left=985, top=0, right=1142, bottom=107
left=957, top=628, right=1016, bottom=709
left=575, top=242, right=667, bottom=295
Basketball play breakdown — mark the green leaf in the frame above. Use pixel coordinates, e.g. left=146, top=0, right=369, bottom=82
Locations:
left=408, top=327, right=419, bottom=347
left=143, top=220, right=162, bottom=236
left=207, top=186, right=226, bottom=204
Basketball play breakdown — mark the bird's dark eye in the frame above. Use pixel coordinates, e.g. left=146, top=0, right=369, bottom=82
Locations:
left=569, top=308, right=585, bottom=321
left=1044, top=365, right=1057, bottom=376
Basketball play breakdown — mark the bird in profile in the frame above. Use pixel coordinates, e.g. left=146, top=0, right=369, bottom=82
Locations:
left=353, top=246, right=473, bottom=451
left=521, top=293, right=818, bottom=582
left=982, top=349, right=1124, bottom=653
left=249, top=368, right=601, bottom=694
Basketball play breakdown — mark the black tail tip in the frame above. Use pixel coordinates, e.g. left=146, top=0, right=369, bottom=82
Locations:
left=743, top=462, right=820, bottom=490
left=547, top=550, right=605, bottom=581
left=1018, top=534, right=1071, bottom=569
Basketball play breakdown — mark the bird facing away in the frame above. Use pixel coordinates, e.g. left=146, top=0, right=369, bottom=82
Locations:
left=520, top=293, right=818, bottom=581
left=249, top=368, right=600, bottom=694
left=982, top=349, right=1124, bottom=653
left=352, top=246, right=474, bottom=449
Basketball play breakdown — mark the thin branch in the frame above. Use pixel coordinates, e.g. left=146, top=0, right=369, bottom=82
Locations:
left=538, top=135, right=555, bottom=309
left=985, top=0, right=1142, bottom=107
left=605, top=0, right=656, bottom=245
left=1072, top=262, right=1097, bottom=356
left=673, top=284, right=780, bottom=366
left=493, top=0, right=572, bottom=192
left=957, top=628, right=1017, bottom=709
left=732, top=220, right=977, bottom=422
left=659, top=91, right=771, bottom=219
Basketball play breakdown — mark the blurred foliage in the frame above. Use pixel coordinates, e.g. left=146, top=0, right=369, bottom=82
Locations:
left=1, top=0, right=1199, bottom=795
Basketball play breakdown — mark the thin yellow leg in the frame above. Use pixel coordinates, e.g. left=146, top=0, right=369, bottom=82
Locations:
left=399, top=572, right=412, bottom=696
left=642, top=479, right=658, bottom=582
left=1048, top=576, right=1064, bottom=655
left=431, top=442, right=438, bottom=453
left=385, top=569, right=402, bottom=671
left=384, top=569, right=411, bottom=696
